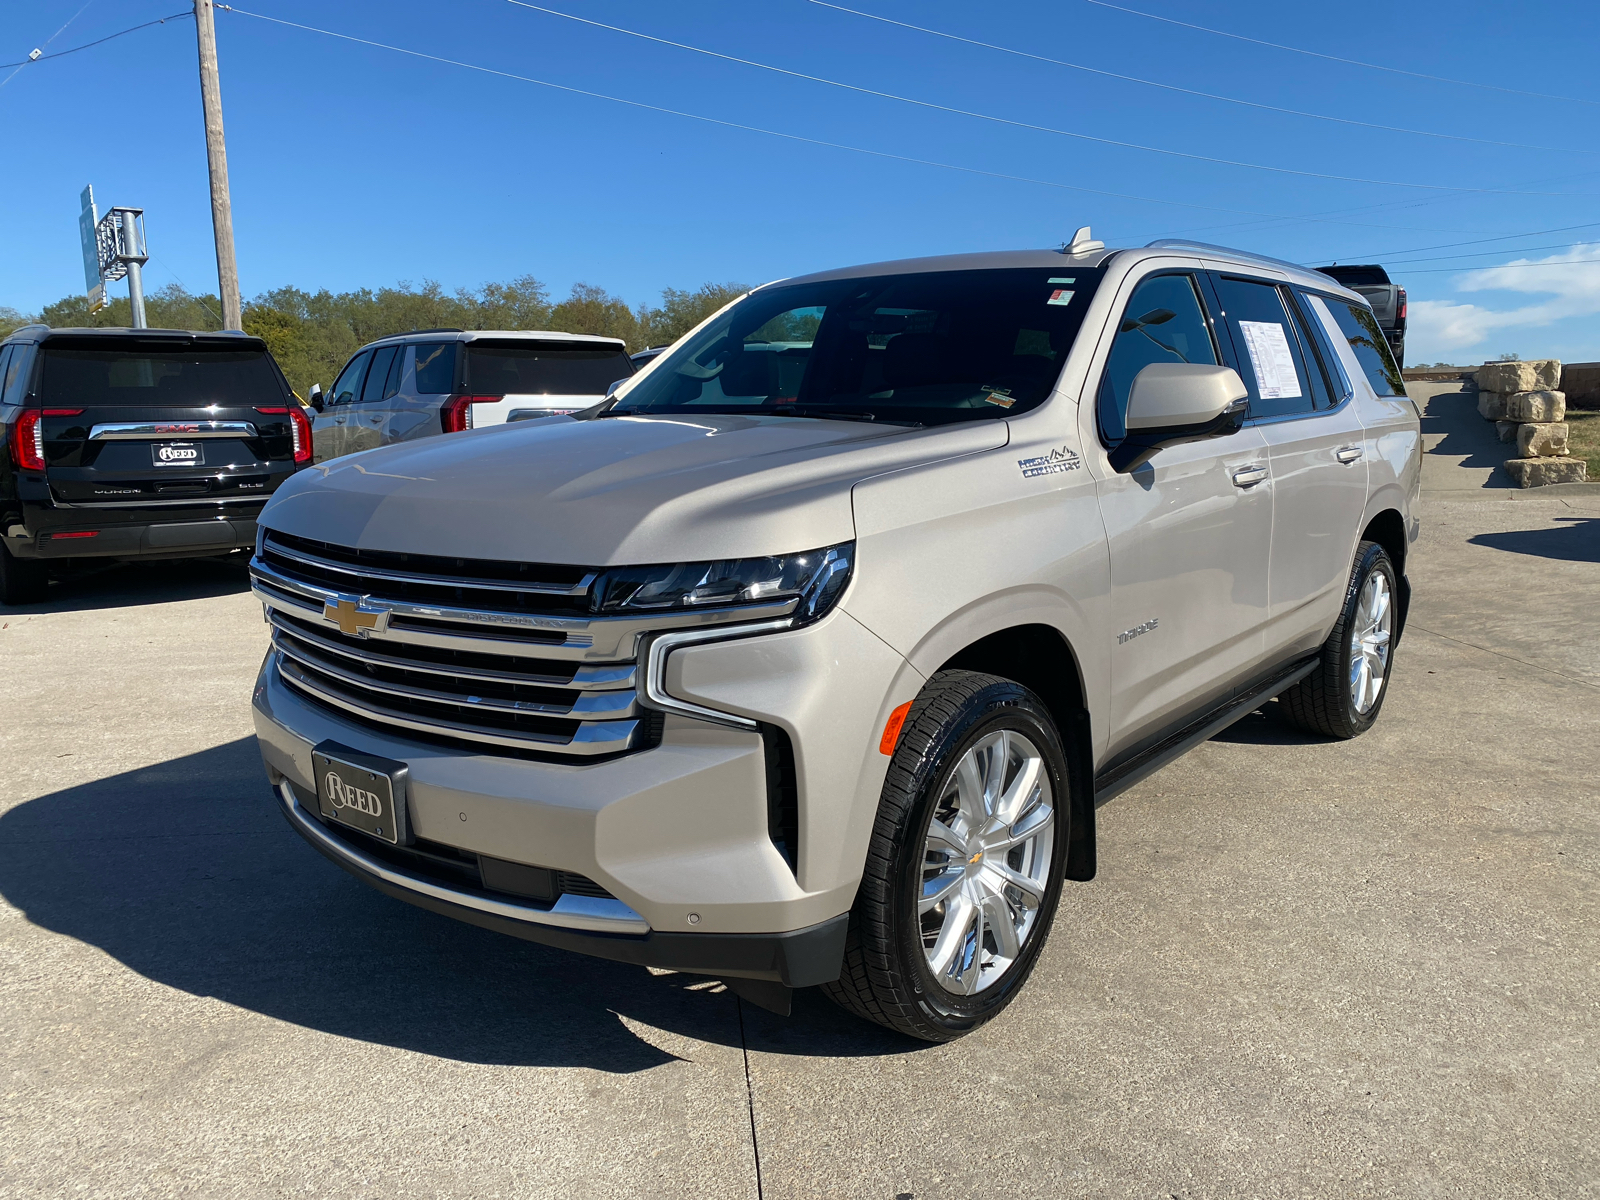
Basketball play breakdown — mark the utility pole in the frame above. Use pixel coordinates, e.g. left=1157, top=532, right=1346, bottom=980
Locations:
left=194, top=0, right=241, bottom=330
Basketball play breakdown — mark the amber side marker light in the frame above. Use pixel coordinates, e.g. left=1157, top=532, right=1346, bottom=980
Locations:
left=879, top=700, right=913, bottom=756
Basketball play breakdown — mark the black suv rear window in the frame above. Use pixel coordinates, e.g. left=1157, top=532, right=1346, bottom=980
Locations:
left=40, top=345, right=284, bottom=407
left=465, top=343, right=632, bottom=396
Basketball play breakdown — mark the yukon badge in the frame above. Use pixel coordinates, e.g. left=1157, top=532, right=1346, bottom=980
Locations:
left=322, top=594, right=389, bottom=638
left=1018, top=445, right=1082, bottom=478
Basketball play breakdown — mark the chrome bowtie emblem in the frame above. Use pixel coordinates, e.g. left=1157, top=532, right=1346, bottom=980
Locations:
left=322, top=595, right=388, bottom=638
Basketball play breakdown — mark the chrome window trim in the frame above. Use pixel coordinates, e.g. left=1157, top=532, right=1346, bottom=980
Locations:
left=276, top=781, right=650, bottom=934
left=88, top=421, right=259, bottom=440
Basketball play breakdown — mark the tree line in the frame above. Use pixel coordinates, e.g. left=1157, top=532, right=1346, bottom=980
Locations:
left=1, top=276, right=748, bottom=397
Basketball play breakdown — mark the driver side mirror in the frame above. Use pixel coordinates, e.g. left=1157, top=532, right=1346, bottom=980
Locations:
left=604, top=378, right=630, bottom=401
left=1110, top=363, right=1249, bottom=473
left=307, top=384, right=324, bottom=412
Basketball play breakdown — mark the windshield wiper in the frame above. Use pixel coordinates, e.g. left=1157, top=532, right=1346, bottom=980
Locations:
left=770, top=407, right=883, bottom=424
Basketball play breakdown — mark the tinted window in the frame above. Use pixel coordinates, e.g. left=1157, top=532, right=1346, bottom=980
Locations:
left=1291, top=289, right=1351, bottom=405
left=39, top=345, right=284, bottom=407
left=0, top=348, right=12, bottom=403
left=1282, top=291, right=1334, bottom=410
left=414, top=343, right=457, bottom=394
left=1097, top=273, right=1217, bottom=443
left=607, top=267, right=1104, bottom=426
left=2, top=346, right=29, bottom=405
left=1323, top=299, right=1406, bottom=397
left=328, top=351, right=369, bottom=406
left=362, top=346, right=399, bottom=402
left=1317, top=266, right=1389, bottom=287
left=1212, top=277, right=1315, bottom=419
left=465, top=344, right=632, bottom=396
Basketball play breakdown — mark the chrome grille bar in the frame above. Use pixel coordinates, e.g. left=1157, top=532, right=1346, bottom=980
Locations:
left=264, top=537, right=596, bottom=597
left=276, top=655, right=640, bottom=756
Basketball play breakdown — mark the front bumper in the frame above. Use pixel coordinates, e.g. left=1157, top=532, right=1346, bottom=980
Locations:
left=272, top=778, right=848, bottom=985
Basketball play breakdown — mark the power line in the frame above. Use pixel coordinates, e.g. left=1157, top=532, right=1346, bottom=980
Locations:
left=1081, top=0, right=1600, bottom=107
left=1321, top=219, right=1600, bottom=264
left=216, top=6, right=1495, bottom=235
left=505, top=1, right=1599, bottom=198
left=1396, top=256, right=1600, bottom=276
left=806, top=0, right=1591, bottom=156
left=0, top=10, right=191, bottom=70
left=1380, top=240, right=1600, bottom=266
left=1, top=0, right=94, bottom=88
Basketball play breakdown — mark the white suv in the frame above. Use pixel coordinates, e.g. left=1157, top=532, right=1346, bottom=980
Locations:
left=250, top=237, right=1419, bottom=1041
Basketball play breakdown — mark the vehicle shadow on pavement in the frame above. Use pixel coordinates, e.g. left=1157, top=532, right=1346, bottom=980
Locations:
left=2, top=554, right=252, bottom=615
left=1469, top=517, right=1600, bottom=564
left=1207, top=703, right=1329, bottom=746
left=0, top=737, right=917, bottom=1069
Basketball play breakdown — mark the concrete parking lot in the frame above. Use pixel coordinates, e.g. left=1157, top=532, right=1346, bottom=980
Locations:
left=2, top=384, right=1597, bottom=1198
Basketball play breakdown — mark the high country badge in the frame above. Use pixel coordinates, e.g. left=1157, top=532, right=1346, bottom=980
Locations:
left=1018, top=446, right=1082, bottom=478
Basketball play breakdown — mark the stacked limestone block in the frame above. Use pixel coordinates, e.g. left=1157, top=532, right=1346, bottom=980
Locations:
left=1474, top=360, right=1588, bottom=486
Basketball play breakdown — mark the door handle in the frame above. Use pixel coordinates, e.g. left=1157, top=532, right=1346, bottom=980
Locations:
left=1231, top=464, right=1269, bottom=489
left=1336, top=445, right=1363, bottom=464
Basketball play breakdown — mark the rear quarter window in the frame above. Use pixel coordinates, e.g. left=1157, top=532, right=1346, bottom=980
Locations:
left=1319, top=299, right=1406, bottom=397
left=413, top=343, right=458, bottom=395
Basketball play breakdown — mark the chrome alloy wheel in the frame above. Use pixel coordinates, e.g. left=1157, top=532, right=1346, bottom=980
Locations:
left=1349, top=570, right=1393, bottom=715
left=919, top=729, right=1055, bottom=996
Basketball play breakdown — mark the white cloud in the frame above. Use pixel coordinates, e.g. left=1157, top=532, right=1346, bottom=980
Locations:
left=1405, top=242, right=1600, bottom=360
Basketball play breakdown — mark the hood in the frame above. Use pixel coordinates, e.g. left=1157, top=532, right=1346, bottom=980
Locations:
left=262, top=413, right=1007, bottom=565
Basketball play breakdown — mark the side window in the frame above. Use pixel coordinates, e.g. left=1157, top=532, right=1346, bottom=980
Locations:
left=1322, top=299, right=1406, bottom=397
left=361, top=346, right=399, bottom=402
left=0, top=348, right=12, bottom=404
left=1282, top=289, right=1335, bottom=410
left=1211, top=276, right=1315, bottom=420
left=1097, top=273, right=1218, bottom=443
left=1293, top=289, right=1353, bottom=404
left=414, top=343, right=457, bottom=395
left=383, top=347, right=405, bottom=399
left=329, top=350, right=371, bottom=406
left=3, top=345, right=33, bottom=405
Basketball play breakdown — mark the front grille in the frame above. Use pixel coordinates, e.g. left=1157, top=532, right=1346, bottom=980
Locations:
left=254, top=530, right=643, bottom=759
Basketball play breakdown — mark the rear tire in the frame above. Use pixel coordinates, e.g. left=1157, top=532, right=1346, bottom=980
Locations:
left=0, top=545, right=48, bottom=606
left=1278, top=540, right=1397, bottom=740
left=822, top=670, right=1071, bottom=1042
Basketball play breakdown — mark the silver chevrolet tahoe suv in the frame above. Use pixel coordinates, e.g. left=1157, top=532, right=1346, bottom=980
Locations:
left=250, top=236, right=1419, bottom=1042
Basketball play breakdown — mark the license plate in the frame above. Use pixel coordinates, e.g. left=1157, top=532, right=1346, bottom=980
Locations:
left=152, top=442, right=204, bottom=467
left=312, top=741, right=410, bottom=844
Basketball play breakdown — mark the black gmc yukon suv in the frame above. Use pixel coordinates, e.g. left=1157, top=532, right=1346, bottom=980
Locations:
left=0, top=327, right=310, bottom=604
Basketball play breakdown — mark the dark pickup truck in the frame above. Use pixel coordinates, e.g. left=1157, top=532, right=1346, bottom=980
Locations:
left=0, top=326, right=311, bottom=604
left=1315, top=265, right=1405, bottom=370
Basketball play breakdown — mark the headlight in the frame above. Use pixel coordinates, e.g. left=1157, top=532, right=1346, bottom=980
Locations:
left=593, top=542, right=853, bottom=623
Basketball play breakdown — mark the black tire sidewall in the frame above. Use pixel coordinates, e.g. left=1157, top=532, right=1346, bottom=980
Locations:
left=889, top=681, right=1070, bottom=1032
left=1334, top=542, right=1398, bottom=736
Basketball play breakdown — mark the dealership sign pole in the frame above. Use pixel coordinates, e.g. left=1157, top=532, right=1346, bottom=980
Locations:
left=79, top=188, right=152, bottom=328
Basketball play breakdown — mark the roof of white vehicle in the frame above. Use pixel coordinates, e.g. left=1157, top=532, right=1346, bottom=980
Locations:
left=779, top=242, right=1363, bottom=302
left=362, top=329, right=627, bottom=349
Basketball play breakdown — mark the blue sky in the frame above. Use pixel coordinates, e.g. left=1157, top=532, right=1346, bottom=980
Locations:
left=3, top=0, right=1598, bottom=363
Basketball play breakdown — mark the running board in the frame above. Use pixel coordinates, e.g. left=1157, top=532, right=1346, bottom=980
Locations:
left=1093, top=656, right=1319, bottom=806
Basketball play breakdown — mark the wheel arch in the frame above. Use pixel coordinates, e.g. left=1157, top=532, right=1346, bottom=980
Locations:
left=937, top=622, right=1097, bottom=882
left=1359, top=505, right=1410, bottom=639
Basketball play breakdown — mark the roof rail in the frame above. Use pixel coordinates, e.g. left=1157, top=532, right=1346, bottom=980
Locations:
left=407, top=327, right=463, bottom=335
left=6, top=323, right=50, bottom=337
left=1145, top=239, right=1311, bottom=276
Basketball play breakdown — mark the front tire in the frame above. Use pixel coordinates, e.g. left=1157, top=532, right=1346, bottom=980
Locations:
left=1279, top=540, right=1398, bottom=739
left=822, top=670, right=1071, bottom=1042
left=0, top=545, right=48, bottom=606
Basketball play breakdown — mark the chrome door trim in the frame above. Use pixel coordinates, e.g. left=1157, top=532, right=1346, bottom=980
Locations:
left=275, top=781, right=651, bottom=934
left=88, top=421, right=260, bottom=440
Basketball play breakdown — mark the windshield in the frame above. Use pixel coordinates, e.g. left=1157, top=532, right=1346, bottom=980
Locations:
left=39, top=345, right=284, bottom=407
left=598, top=267, right=1104, bottom=426
left=465, top=343, right=632, bottom=396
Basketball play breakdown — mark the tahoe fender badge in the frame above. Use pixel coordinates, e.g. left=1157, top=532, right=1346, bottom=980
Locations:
left=1118, top=618, right=1159, bottom=645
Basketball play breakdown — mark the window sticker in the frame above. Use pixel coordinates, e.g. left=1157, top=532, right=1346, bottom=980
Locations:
left=982, top=384, right=1016, bottom=408
left=1047, top=277, right=1075, bottom=284
left=1046, top=289, right=1075, bottom=306
left=1237, top=320, right=1302, bottom=400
